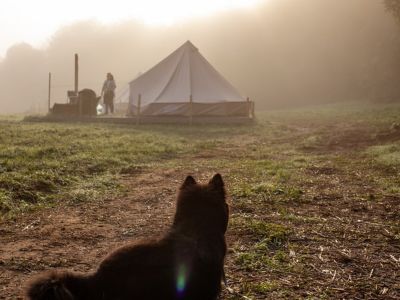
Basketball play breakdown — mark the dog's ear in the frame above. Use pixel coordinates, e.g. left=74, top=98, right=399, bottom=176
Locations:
left=181, top=175, right=197, bottom=189
left=209, top=173, right=224, bottom=189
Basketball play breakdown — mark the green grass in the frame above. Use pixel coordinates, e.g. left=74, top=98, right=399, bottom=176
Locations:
left=366, top=143, right=400, bottom=167
left=1, top=102, right=400, bottom=298
left=0, top=122, right=233, bottom=217
left=0, top=120, right=269, bottom=218
left=242, top=280, right=279, bottom=295
left=2, top=102, right=398, bottom=220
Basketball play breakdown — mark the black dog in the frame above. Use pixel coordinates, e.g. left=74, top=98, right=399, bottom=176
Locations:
left=26, top=174, right=229, bottom=300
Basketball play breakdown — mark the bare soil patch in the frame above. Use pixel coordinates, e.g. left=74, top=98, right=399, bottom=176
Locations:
left=1, top=107, right=399, bottom=299
left=300, top=123, right=400, bottom=152
left=0, top=170, right=180, bottom=299
left=1, top=165, right=399, bottom=299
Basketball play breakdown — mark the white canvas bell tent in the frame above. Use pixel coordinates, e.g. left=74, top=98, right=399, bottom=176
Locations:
left=128, top=41, right=252, bottom=117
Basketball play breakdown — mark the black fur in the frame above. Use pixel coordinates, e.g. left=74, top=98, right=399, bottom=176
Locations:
left=26, top=174, right=229, bottom=300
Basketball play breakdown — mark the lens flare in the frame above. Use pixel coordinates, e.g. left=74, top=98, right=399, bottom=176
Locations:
left=176, top=264, right=187, bottom=297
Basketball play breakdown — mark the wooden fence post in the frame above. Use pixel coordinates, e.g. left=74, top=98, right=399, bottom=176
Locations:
left=136, top=94, right=141, bottom=125
left=74, top=54, right=83, bottom=115
left=189, top=94, right=193, bottom=125
left=48, top=72, right=51, bottom=113
left=247, top=97, right=251, bottom=118
left=74, top=54, right=79, bottom=94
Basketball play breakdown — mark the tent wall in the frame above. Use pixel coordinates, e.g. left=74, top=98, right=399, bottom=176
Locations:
left=129, top=102, right=251, bottom=117
left=127, top=41, right=250, bottom=118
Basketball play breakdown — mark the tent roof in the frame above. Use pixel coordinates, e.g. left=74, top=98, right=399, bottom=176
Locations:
left=129, top=41, right=244, bottom=105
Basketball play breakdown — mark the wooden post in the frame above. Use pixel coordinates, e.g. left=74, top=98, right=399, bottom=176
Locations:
left=136, top=94, right=141, bottom=125
left=48, top=72, right=51, bottom=113
left=247, top=97, right=250, bottom=118
left=74, top=54, right=79, bottom=94
left=251, top=100, right=255, bottom=119
left=74, top=54, right=82, bottom=115
left=189, top=94, right=193, bottom=125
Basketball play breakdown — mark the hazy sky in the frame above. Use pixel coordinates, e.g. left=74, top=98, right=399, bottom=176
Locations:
left=1, top=0, right=399, bottom=114
left=0, top=0, right=262, bottom=56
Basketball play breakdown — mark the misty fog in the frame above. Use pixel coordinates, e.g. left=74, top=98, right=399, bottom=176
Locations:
left=1, top=0, right=400, bottom=114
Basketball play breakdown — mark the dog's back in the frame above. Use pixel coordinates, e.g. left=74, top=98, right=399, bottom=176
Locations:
left=26, top=174, right=229, bottom=300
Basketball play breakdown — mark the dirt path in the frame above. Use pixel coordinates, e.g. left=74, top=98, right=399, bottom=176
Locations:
left=4, top=166, right=398, bottom=300
left=0, top=169, right=186, bottom=299
left=1, top=120, right=399, bottom=299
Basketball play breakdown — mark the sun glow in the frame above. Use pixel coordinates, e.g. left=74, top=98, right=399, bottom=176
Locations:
left=0, top=0, right=263, bottom=55
left=73, top=0, right=263, bottom=25
left=109, top=0, right=262, bottom=25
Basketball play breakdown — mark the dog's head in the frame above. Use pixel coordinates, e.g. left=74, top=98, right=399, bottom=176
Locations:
left=173, top=174, right=229, bottom=235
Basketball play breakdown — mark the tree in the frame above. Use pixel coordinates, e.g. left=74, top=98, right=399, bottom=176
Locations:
left=385, top=0, right=400, bottom=23
left=0, top=43, right=47, bottom=113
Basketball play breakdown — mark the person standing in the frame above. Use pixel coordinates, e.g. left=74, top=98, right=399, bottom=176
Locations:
left=102, top=73, right=116, bottom=115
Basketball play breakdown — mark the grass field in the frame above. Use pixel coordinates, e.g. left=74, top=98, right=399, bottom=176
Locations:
left=0, top=103, right=399, bottom=299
